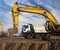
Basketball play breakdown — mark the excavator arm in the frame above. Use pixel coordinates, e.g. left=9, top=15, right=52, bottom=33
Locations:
left=12, top=2, right=19, bottom=33
left=12, top=2, right=60, bottom=33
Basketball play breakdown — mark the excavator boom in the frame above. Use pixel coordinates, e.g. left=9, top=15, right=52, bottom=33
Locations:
left=19, top=7, right=58, bottom=24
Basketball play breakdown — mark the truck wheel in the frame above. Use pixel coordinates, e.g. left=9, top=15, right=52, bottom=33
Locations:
left=41, top=34, right=50, bottom=41
left=41, top=34, right=47, bottom=40
left=27, top=34, right=33, bottom=39
left=35, top=34, right=42, bottom=40
left=46, top=34, right=50, bottom=41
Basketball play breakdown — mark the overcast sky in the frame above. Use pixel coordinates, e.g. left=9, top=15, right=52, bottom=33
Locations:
left=0, top=0, right=60, bottom=32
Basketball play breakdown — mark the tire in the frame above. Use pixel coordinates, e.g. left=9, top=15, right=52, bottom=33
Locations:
left=26, top=34, right=33, bottom=39
left=41, top=34, right=50, bottom=41
left=35, top=34, right=42, bottom=40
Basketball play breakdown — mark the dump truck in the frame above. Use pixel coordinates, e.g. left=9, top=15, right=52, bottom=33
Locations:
left=21, top=24, right=50, bottom=40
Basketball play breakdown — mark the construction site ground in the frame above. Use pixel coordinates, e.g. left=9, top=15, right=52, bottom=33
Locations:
left=0, top=35, right=60, bottom=50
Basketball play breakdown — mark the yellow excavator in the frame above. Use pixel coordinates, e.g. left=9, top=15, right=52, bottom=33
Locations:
left=0, top=21, right=4, bottom=35
left=11, top=2, right=60, bottom=40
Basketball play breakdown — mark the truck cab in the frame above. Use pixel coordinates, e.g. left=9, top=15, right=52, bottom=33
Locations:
left=21, top=24, right=35, bottom=38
